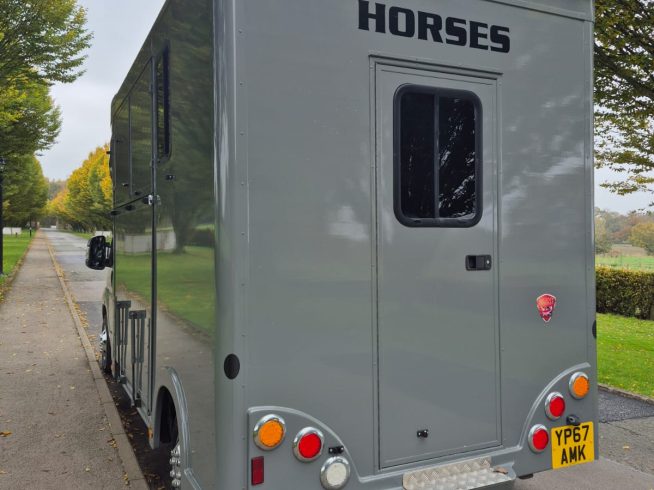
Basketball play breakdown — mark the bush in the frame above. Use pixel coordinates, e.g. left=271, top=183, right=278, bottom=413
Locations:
left=187, top=228, right=214, bottom=248
left=596, top=266, right=654, bottom=319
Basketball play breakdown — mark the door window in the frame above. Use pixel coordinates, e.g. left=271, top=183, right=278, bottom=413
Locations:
left=394, top=86, right=482, bottom=227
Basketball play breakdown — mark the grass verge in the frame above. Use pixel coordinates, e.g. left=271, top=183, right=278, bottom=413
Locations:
left=0, top=230, right=35, bottom=299
left=596, top=254, right=654, bottom=271
left=598, top=313, right=654, bottom=398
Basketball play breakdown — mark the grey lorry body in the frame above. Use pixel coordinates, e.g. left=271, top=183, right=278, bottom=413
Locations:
left=103, top=0, right=596, bottom=488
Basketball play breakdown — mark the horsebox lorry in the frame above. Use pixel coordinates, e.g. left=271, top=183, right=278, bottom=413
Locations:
left=86, top=0, right=597, bottom=488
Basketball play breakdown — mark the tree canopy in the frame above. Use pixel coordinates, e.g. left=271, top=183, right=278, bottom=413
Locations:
left=595, top=0, right=654, bottom=197
left=0, top=0, right=90, bottom=228
left=0, top=0, right=92, bottom=87
left=630, top=221, right=654, bottom=255
left=1, top=154, right=48, bottom=226
left=0, top=78, right=61, bottom=158
left=48, top=146, right=112, bottom=231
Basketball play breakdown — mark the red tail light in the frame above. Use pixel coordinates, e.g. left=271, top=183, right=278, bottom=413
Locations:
left=545, top=392, right=566, bottom=420
left=529, top=424, right=549, bottom=453
left=251, top=456, right=264, bottom=485
left=293, top=427, right=324, bottom=462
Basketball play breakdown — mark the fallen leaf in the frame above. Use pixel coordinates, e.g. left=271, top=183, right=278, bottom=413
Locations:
left=0, top=432, right=12, bottom=437
left=623, top=445, right=631, bottom=450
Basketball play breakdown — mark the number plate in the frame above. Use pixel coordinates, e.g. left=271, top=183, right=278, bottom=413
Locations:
left=551, top=422, right=594, bottom=469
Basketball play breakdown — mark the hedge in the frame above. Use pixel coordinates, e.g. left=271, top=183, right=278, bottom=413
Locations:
left=596, top=266, right=654, bottom=319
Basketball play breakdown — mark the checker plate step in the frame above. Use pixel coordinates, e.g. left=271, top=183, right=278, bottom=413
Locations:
left=403, top=457, right=514, bottom=490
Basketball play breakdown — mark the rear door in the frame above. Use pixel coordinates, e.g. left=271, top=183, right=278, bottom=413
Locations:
left=376, top=64, right=500, bottom=467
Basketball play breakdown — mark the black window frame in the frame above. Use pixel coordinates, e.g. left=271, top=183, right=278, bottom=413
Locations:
left=393, top=84, right=483, bottom=228
left=112, top=98, right=131, bottom=204
left=128, top=58, right=154, bottom=198
left=155, top=45, right=172, bottom=164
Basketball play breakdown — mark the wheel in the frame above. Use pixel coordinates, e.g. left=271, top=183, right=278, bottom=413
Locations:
left=99, top=315, right=112, bottom=374
left=162, top=399, right=181, bottom=488
left=169, top=440, right=182, bottom=488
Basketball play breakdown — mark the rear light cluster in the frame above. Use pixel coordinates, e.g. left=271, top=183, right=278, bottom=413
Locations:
left=252, top=414, right=350, bottom=489
left=528, top=424, right=549, bottom=453
left=293, top=427, right=325, bottom=462
left=528, top=372, right=590, bottom=454
left=570, top=372, right=590, bottom=399
left=545, top=392, right=566, bottom=420
left=253, top=414, right=286, bottom=451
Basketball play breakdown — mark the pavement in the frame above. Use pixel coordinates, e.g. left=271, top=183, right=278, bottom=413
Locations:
left=2, top=229, right=654, bottom=489
left=0, top=231, right=144, bottom=489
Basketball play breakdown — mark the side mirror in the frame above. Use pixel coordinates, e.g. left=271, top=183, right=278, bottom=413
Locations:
left=86, top=235, right=111, bottom=270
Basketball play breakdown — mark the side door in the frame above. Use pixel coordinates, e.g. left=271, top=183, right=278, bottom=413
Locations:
left=113, top=60, right=155, bottom=415
left=376, top=63, right=500, bottom=467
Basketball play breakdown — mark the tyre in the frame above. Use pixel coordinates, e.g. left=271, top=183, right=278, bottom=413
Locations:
left=100, top=315, right=112, bottom=374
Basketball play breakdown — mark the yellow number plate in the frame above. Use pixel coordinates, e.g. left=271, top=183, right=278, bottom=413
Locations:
left=551, top=422, right=595, bottom=469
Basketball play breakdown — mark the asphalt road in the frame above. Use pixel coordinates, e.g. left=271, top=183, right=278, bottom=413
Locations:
left=43, top=228, right=654, bottom=490
left=44, top=229, right=107, bottom=345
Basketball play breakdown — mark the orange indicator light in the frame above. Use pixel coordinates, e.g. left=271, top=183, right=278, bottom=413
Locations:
left=254, top=415, right=286, bottom=450
left=570, top=372, right=590, bottom=399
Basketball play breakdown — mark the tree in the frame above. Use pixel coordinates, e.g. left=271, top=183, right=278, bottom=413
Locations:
left=595, top=0, right=654, bottom=197
left=47, top=146, right=112, bottom=231
left=0, top=0, right=92, bottom=87
left=629, top=221, right=654, bottom=255
left=0, top=78, right=61, bottom=157
left=1, top=154, right=48, bottom=226
left=595, top=215, right=614, bottom=254
left=46, top=178, right=65, bottom=199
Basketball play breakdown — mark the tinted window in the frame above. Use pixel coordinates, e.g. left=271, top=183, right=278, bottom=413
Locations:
left=395, top=87, right=481, bottom=227
left=130, top=61, right=152, bottom=196
left=156, top=49, right=171, bottom=162
left=113, top=102, right=130, bottom=205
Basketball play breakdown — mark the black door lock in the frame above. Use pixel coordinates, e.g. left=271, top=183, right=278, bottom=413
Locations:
left=466, top=255, right=492, bottom=271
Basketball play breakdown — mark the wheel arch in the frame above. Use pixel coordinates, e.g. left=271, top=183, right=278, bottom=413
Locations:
left=152, top=368, right=191, bottom=460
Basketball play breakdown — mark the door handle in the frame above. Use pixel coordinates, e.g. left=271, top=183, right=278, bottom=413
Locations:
left=466, top=255, right=492, bottom=271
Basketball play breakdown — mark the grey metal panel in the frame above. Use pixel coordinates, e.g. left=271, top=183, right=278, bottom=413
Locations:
left=214, top=0, right=251, bottom=488
left=375, top=65, right=500, bottom=468
left=150, top=0, right=218, bottom=486
left=495, top=8, right=592, bottom=452
left=241, top=0, right=377, bottom=478
left=239, top=0, right=594, bottom=485
left=483, top=0, right=593, bottom=21
left=111, top=0, right=218, bottom=487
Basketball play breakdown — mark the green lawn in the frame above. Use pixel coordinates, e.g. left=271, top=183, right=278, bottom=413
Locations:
left=598, top=313, right=654, bottom=397
left=116, top=246, right=215, bottom=332
left=596, top=254, right=654, bottom=271
left=0, top=230, right=34, bottom=290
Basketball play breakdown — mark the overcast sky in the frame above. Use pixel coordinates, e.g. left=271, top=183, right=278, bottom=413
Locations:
left=39, top=0, right=165, bottom=181
left=37, top=0, right=652, bottom=214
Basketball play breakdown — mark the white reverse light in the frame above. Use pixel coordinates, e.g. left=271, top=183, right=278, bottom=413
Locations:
left=320, top=456, right=350, bottom=489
